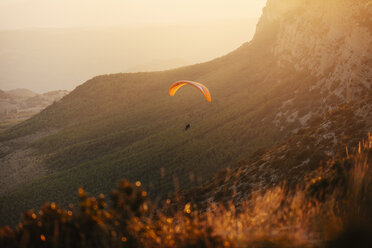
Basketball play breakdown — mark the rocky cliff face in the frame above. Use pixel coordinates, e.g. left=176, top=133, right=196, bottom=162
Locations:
left=254, top=0, right=372, bottom=128
left=182, top=0, right=372, bottom=207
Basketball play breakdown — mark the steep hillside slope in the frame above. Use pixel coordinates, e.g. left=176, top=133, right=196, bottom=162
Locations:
left=182, top=93, right=372, bottom=206
left=1, top=0, right=371, bottom=226
left=258, top=0, right=372, bottom=130
left=0, top=43, right=287, bottom=225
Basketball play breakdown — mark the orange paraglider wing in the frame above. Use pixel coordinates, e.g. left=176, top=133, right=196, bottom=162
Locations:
left=169, top=81, right=211, bottom=102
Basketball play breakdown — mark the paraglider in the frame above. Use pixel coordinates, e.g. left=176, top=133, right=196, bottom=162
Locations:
left=169, top=80, right=211, bottom=131
left=169, top=80, right=211, bottom=102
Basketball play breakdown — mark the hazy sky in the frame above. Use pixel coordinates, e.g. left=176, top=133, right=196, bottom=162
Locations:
left=0, top=0, right=267, bottom=92
left=0, top=0, right=267, bottom=29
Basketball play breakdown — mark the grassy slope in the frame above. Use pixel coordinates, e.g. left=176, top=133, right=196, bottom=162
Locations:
left=0, top=27, right=318, bottom=225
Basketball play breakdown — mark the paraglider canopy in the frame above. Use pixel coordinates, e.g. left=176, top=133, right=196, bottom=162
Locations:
left=169, top=80, right=211, bottom=102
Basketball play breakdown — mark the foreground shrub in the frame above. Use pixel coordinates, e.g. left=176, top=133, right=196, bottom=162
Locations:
left=1, top=136, right=371, bottom=247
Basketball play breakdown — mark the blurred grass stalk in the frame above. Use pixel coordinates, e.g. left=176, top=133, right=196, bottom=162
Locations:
left=1, top=135, right=371, bottom=247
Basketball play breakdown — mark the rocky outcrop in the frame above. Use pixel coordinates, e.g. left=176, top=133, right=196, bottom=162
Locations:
left=261, top=1, right=371, bottom=131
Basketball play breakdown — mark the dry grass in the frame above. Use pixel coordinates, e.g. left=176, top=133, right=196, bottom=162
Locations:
left=1, top=135, right=371, bottom=248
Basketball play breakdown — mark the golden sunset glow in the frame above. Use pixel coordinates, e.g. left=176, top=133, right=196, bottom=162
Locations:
left=0, top=1, right=371, bottom=247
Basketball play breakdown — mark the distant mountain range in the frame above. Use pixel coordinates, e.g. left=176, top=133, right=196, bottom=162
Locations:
left=0, top=0, right=371, bottom=226
left=0, top=88, right=69, bottom=125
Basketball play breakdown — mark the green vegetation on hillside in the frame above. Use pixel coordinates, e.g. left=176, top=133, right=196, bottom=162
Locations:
left=0, top=39, right=296, bottom=224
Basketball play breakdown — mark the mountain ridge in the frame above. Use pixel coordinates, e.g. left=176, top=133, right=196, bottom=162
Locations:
left=1, top=0, right=371, bottom=226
